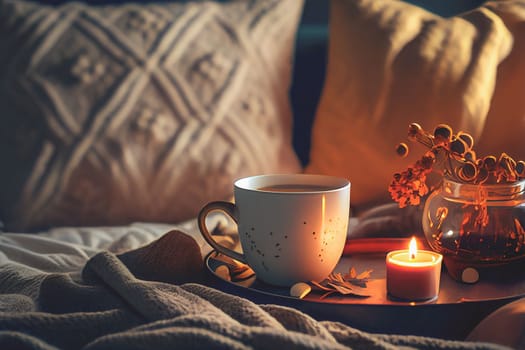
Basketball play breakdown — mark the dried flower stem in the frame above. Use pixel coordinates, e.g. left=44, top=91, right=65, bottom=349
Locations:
left=390, top=123, right=525, bottom=208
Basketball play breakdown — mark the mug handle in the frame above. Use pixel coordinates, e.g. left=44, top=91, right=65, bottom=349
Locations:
left=198, top=201, right=246, bottom=263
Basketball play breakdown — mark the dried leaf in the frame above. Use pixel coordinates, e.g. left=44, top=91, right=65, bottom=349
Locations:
left=309, top=266, right=373, bottom=299
left=344, top=285, right=371, bottom=297
left=232, top=269, right=255, bottom=281
left=210, top=253, right=254, bottom=281
left=310, top=280, right=333, bottom=291
left=319, top=291, right=336, bottom=300
left=357, top=269, right=373, bottom=280
left=214, top=265, right=231, bottom=281
left=327, top=282, right=353, bottom=294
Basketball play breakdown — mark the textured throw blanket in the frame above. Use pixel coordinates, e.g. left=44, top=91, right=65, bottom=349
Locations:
left=0, top=230, right=510, bottom=350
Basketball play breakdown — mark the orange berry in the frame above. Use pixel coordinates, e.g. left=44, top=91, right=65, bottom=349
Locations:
left=433, top=124, right=453, bottom=144
left=396, top=143, right=409, bottom=157
left=483, top=156, right=497, bottom=171
left=516, top=161, right=525, bottom=176
left=408, top=123, right=422, bottom=141
left=457, top=131, right=474, bottom=150
left=450, top=138, right=467, bottom=155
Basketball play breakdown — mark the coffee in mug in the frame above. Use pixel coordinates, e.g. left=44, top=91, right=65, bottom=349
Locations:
left=257, top=184, right=335, bottom=192
left=198, top=174, right=350, bottom=287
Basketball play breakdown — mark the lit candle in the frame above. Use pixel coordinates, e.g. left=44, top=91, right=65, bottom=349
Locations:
left=386, top=237, right=443, bottom=301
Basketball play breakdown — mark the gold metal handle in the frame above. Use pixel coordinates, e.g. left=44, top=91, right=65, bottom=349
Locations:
left=197, top=201, right=246, bottom=263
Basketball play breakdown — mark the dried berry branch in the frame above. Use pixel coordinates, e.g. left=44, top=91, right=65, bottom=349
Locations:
left=390, top=123, right=525, bottom=208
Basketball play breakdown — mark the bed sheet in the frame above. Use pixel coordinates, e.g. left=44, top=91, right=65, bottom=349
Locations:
left=0, top=218, right=223, bottom=274
left=0, top=211, right=361, bottom=275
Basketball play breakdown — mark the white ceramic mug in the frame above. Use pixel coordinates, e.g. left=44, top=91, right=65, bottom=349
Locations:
left=198, top=174, right=350, bottom=286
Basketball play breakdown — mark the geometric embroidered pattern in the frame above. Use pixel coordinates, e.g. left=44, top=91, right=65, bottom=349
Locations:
left=0, top=0, right=302, bottom=231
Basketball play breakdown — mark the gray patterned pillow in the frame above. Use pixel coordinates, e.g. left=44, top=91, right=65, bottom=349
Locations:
left=0, top=0, right=303, bottom=231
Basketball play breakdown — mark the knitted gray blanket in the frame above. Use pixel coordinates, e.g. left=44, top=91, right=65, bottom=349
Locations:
left=0, top=231, right=510, bottom=350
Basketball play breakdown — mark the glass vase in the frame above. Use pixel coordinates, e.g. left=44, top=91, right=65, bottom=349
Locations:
left=422, top=178, right=525, bottom=269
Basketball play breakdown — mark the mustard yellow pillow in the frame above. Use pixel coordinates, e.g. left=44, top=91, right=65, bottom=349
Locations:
left=307, top=0, right=525, bottom=209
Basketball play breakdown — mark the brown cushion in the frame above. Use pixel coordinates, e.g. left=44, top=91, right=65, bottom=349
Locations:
left=0, top=0, right=303, bottom=231
left=467, top=297, right=525, bottom=349
left=307, top=0, right=525, bottom=209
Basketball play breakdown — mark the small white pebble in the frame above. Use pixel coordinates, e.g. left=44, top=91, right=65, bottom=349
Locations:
left=461, top=267, right=479, bottom=284
left=215, top=265, right=231, bottom=281
left=290, top=282, right=312, bottom=299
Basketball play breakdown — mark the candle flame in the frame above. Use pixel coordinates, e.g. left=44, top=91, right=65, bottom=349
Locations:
left=409, top=237, right=417, bottom=260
